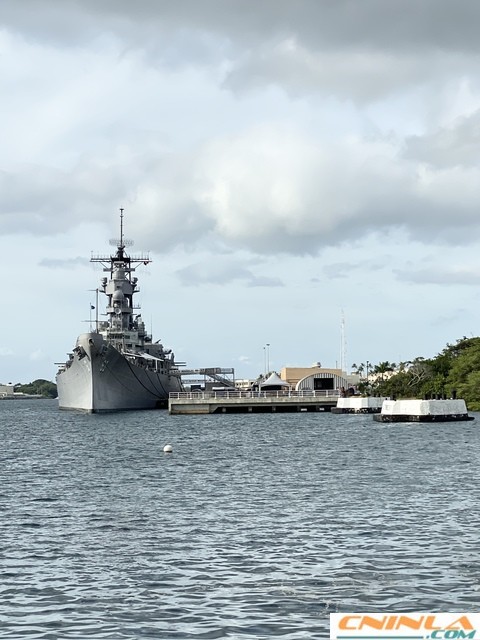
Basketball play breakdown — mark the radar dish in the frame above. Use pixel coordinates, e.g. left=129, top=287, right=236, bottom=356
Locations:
left=109, top=238, right=134, bottom=247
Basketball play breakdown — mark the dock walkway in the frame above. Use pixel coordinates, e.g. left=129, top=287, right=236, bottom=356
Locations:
left=168, top=390, right=340, bottom=415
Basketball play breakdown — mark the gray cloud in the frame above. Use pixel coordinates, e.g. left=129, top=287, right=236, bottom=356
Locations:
left=395, top=266, right=480, bottom=286
left=404, top=110, right=480, bottom=168
left=223, top=44, right=464, bottom=104
left=175, top=257, right=284, bottom=287
left=322, top=259, right=388, bottom=279
left=39, top=256, right=90, bottom=269
left=5, top=1, right=480, bottom=53
left=3, top=1, right=480, bottom=103
left=246, top=275, right=284, bottom=288
left=0, top=164, right=119, bottom=235
left=430, top=309, right=472, bottom=327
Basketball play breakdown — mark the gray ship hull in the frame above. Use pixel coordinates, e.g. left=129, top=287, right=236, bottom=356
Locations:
left=57, top=333, right=183, bottom=412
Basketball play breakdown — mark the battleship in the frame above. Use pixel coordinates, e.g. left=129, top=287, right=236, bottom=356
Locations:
left=56, top=209, right=184, bottom=412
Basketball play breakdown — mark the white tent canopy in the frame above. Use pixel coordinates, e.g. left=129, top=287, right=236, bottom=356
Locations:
left=260, top=372, right=290, bottom=388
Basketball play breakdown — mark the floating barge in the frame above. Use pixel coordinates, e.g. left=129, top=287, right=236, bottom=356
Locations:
left=373, top=399, right=475, bottom=423
left=332, top=396, right=387, bottom=414
left=168, top=390, right=339, bottom=415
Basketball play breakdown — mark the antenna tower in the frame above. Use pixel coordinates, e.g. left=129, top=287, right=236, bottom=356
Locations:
left=340, top=309, right=347, bottom=373
left=120, top=207, right=124, bottom=248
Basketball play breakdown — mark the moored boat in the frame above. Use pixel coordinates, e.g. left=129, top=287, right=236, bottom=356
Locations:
left=56, top=209, right=184, bottom=412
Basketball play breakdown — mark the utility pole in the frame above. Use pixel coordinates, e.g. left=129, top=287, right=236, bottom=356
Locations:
left=340, top=309, right=347, bottom=373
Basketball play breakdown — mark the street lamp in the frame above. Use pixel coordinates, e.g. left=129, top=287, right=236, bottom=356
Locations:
left=366, top=361, right=370, bottom=390
left=263, top=343, right=271, bottom=376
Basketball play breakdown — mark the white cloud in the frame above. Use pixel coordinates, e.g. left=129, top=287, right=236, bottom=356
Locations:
left=1, top=0, right=480, bottom=383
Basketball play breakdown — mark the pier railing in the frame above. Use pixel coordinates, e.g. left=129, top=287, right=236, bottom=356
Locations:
left=170, top=389, right=341, bottom=400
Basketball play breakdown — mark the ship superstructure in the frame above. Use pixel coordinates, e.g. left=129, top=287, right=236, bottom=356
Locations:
left=56, top=209, right=183, bottom=412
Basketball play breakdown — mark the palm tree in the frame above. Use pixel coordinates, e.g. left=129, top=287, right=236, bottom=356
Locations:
left=373, top=361, right=396, bottom=382
left=351, top=362, right=365, bottom=376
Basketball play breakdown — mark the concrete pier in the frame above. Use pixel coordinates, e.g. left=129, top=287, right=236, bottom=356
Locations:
left=168, top=390, right=340, bottom=415
left=374, top=399, right=475, bottom=422
left=332, top=396, right=387, bottom=414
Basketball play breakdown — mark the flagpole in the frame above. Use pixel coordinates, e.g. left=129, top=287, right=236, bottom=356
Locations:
left=89, top=288, right=100, bottom=332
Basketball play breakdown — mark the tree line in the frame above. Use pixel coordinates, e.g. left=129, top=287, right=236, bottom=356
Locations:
left=353, top=336, right=480, bottom=411
left=14, top=379, right=57, bottom=398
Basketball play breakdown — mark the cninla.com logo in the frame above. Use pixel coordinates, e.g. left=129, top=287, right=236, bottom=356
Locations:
left=330, top=613, right=480, bottom=639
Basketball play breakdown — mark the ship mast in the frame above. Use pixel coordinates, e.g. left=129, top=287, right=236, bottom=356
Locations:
left=90, top=209, right=152, bottom=340
left=119, top=207, right=124, bottom=251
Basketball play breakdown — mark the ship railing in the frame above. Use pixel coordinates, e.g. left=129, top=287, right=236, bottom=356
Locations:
left=169, top=389, right=341, bottom=400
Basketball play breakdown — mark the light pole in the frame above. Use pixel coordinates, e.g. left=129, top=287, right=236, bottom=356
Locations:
left=266, top=343, right=270, bottom=376
left=366, top=360, right=370, bottom=392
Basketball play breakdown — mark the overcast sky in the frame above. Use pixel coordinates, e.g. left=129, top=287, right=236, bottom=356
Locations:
left=2, top=0, right=480, bottom=384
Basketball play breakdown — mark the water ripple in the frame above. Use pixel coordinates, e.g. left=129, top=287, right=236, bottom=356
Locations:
left=0, top=400, right=479, bottom=638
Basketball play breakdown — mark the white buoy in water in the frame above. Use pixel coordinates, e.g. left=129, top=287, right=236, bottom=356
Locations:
left=163, top=444, right=173, bottom=453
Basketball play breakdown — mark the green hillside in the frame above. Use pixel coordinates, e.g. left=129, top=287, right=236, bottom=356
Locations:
left=15, top=379, right=57, bottom=399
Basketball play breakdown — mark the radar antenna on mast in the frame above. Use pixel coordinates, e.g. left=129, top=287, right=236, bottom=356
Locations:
left=109, top=208, right=134, bottom=248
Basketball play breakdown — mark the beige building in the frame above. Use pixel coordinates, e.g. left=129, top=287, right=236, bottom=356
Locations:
left=234, top=366, right=360, bottom=393
left=0, top=384, right=15, bottom=397
left=280, top=365, right=355, bottom=392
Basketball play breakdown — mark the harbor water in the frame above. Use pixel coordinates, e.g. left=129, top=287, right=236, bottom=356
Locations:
left=1, top=399, right=479, bottom=639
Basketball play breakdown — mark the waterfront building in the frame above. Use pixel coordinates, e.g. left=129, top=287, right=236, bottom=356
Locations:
left=0, top=384, right=15, bottom=397
left=280, top=365, right=358, bottom=392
